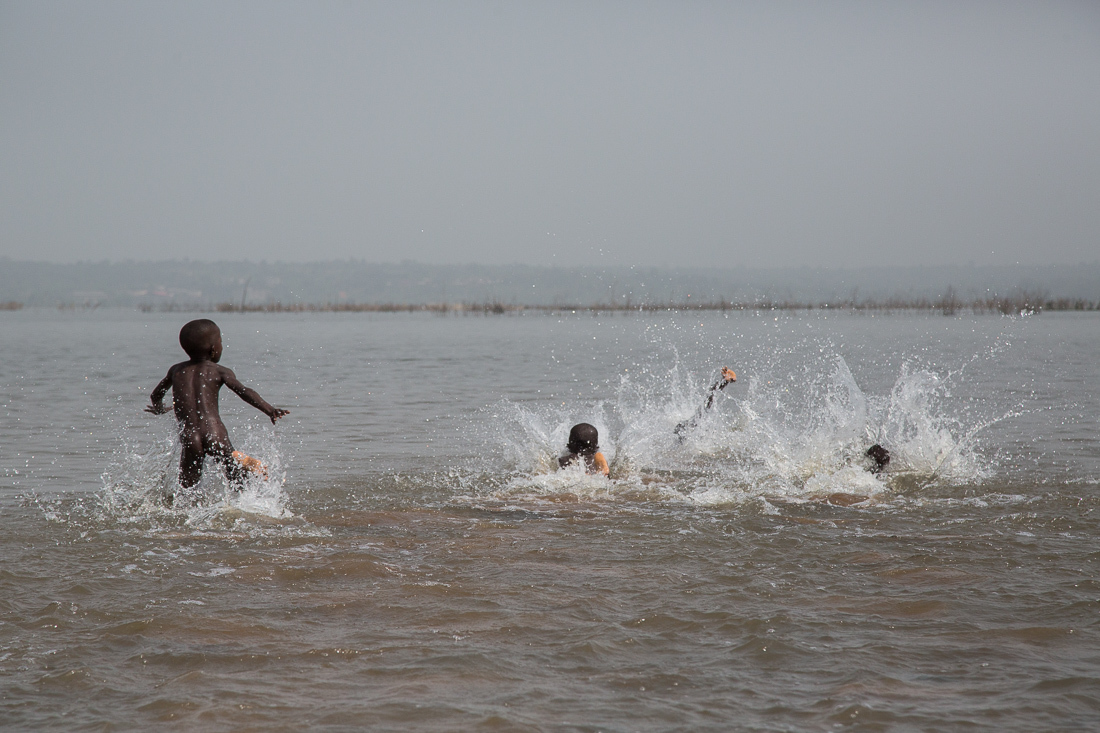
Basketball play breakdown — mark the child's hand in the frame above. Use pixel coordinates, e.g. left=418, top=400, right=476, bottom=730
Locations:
left=269, top=408, right=290, bottom=424
left=144, top=402, right=168, bottom=415
left=721, top=367, right=737, bottom=384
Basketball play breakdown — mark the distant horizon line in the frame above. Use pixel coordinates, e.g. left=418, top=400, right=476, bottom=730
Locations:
left=0, top=291, right=1084, bottom=315
left=3, top=257, right=1099, bottom=272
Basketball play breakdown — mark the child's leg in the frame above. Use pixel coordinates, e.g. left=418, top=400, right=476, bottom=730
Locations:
left=208, top=440, right=247, bottom=491
left=222, top=454, right=247, bottom=490
left=179, top=443, right=205, bottom=488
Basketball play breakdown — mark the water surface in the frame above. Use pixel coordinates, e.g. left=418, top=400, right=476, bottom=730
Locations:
left=2, top=309, right=1098, bottom=730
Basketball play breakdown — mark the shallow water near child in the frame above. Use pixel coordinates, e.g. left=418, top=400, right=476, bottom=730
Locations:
left=2, top=308, right=1099, bottom=731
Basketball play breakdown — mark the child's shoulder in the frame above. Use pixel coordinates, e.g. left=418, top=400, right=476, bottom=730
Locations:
left=169, top=360, right=228, bottom=376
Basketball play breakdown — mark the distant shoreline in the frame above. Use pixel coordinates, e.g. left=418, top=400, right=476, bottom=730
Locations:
left=5, top=259, right=1100, bottom=309
left=25, top=293, right=1094, bottom=315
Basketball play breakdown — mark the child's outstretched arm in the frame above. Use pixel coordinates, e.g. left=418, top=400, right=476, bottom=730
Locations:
left=144, top=373, right=172, bottom=415
left=222, top=368, right=290, bottom=424
left=702, top=367, right=737, bottom=411
left=675, top=366, right=737, bottom=440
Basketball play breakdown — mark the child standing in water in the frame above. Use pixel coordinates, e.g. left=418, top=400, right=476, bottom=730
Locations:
left=558, top=423, right=610, bottom=477
left=146, top=319, right=289, bottom=496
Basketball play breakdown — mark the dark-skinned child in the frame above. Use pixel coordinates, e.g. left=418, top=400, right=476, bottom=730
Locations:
left=146, top=319, right=289, bottom=500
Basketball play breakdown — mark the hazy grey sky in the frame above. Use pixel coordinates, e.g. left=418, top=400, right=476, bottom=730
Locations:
left=2, top=1, right=1098, bottom=268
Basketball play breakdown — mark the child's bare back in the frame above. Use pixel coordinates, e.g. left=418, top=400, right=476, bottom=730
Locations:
left=146, top=319, right=288, bottom=494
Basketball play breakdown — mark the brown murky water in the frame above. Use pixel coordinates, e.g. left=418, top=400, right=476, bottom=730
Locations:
left=2, top=309, right=1098, bottom=730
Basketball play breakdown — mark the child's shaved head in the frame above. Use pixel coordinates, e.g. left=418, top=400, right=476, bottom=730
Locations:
left=866, top=444, right=891, bottom=474
left=567, top=423, right=600, bottom=455
left=179, top=319, right=221, bottom=360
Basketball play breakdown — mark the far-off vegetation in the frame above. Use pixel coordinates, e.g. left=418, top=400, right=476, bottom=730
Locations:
left=10, top=260, right=1100, bottom=311
left=123, top=288, right=1098, bottom=315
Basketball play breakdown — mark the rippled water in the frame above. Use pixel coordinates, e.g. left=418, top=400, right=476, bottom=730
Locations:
left=2, top=308, right=1098, bottom=731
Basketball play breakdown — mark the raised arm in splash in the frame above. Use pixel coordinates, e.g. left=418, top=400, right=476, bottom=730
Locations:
left=675, top=367, right=737, bottom=440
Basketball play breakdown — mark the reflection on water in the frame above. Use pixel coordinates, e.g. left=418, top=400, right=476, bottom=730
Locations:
left=1, top=309, right=1098, bottom=730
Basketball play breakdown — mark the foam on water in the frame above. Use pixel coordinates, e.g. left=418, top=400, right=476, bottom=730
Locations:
left=476, top=353, right=991, bottom=506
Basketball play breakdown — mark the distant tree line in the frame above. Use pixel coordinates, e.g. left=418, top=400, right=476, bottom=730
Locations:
left=112, top=288, right=1098, bottom=316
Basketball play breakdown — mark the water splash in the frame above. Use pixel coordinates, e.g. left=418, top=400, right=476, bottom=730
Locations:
left=97, top=421, right=293, bottom=527
left=474, top=354, right=989, bottom=506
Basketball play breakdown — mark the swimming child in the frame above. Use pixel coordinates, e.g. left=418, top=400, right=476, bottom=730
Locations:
left=865, top=443, right=891, bottom=474
left=674, top=366, right=890, bottom=476
left=558, top=423, right=610, bottom=477
left=145, top=319, right=289, bottom=498
left=675, top=366, right=737, bottom=440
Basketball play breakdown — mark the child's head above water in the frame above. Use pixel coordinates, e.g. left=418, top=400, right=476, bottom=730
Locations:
left=179, top=319, right=223, bottom=362
left=566, top=423, right=600, bottom=456
left=561, top=423, right=610, bottom=476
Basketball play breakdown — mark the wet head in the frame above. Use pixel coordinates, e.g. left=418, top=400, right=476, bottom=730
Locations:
left=179, top=319, right=223, bottom=362
left=866, top=444, right=891, bottom=474
left=567, top=423, right=600, bottom=456
left=559, top=422, right=609, bottom=476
